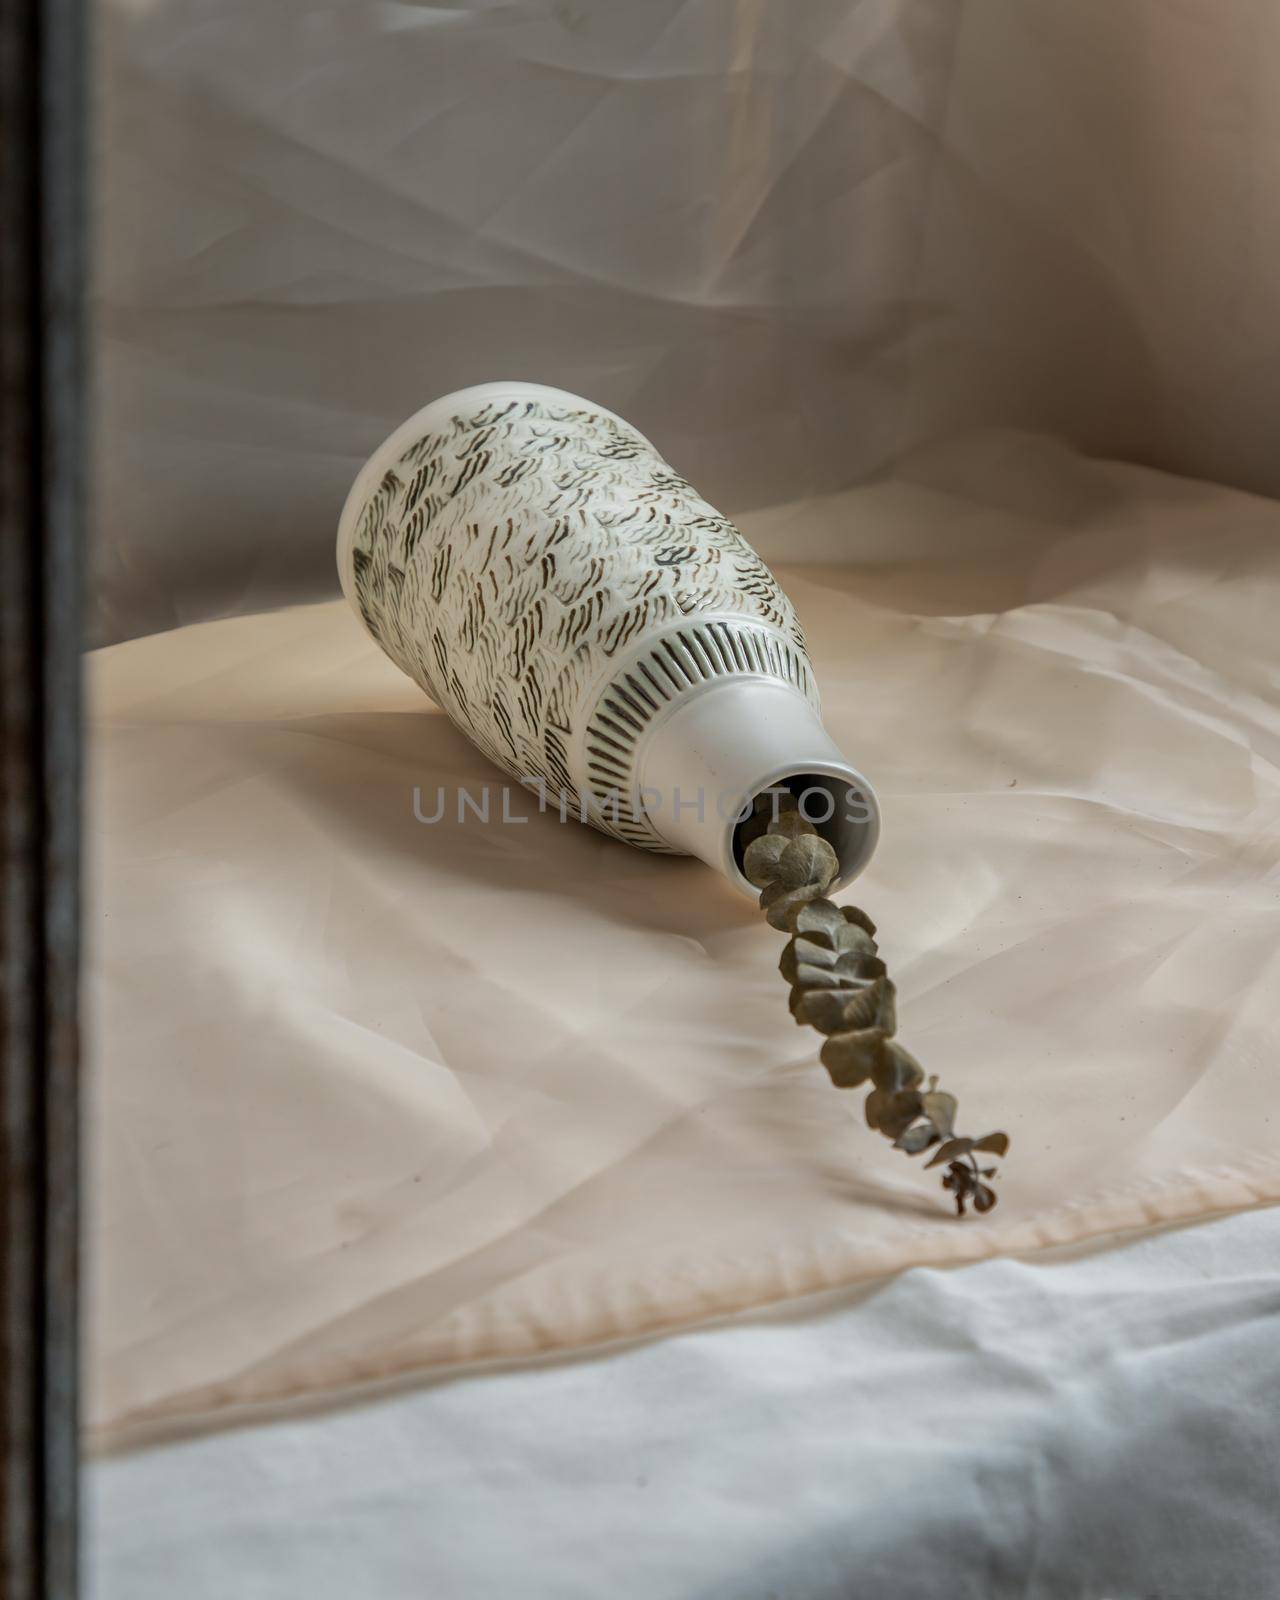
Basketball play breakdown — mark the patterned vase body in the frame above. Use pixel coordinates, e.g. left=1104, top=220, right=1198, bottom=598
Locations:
left=338, top=382, right=878, bottom=892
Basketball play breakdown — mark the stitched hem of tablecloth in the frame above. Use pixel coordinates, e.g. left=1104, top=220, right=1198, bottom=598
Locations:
left=88, top=1152, right=1280, bottom=1455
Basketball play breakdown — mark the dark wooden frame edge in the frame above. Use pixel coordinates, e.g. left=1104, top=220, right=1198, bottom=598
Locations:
left=1, top=0, right=86, bottom=1594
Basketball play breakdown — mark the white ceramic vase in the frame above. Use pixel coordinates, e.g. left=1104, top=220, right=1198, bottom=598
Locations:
left=337, top=382, right=879, bottom=895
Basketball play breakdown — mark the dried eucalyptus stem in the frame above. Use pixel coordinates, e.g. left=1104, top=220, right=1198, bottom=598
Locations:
left=740, top=794, right=1009, bottom=1216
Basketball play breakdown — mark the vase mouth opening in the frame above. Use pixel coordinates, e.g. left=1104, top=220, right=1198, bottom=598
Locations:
left=729, top=770, right=879, bottom=897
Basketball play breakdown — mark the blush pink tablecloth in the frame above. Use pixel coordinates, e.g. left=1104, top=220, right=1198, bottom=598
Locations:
left=87, top=436, right=1280, bottom=1446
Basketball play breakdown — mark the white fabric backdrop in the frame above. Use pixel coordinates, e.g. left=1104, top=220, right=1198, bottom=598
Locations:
left=93, top=0, right=1280, bottom=644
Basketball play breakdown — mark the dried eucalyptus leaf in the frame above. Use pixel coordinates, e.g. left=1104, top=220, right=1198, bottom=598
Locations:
left=872, top=1041, right=924, bottom=1095
left=775, top=834, right=839, bottom=891
left=791, top=899, right=844, bottom=946
left=756, top=866, right=1005, bottom=1218
left=921, top=1090, right=958, bottom=1138
left=925, top=1136, right=974, bottom=1169
left=803, top=950, right=883, bottom=992
left=830, top=922, right=878, bottom=959
left=820, top=1029, right=885, bottom=1088
left=873, top=978, right=897, bottom=1038
left=792, top=962, right=857, bottom=993
left=743, top=833, right=789, bottom=887
left=783, top=936, right=839, bottom=978
left=767, top=809, right=817, bottom=840
left=878, top=1090, right=923, bottom=1140
left=793, top=987, right=864, bottom=1034
left=761, top=881, right=827, bottom=932
left=778, top=941, right=798, bottom=986
left=789, top=902, right=880, bottom=962
left=780, top=935, right=869, bottom=986
left=791, top=948, right=879, bottom=986
left=839, top=979, right=888, bottom=1032
left=798, top=934, right=842, bottom=964
left=841, top=906, right=877, bottom=940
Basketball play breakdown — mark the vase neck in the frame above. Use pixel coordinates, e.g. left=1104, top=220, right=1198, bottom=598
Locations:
left=634, top=677, right=879, bottom=896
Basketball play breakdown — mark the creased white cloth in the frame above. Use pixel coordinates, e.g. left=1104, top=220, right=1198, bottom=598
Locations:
left=87, top=435, right=1280, bottom=1444
left=88, top=1205, right=1280, bottom=1600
